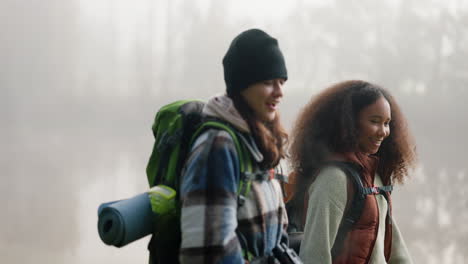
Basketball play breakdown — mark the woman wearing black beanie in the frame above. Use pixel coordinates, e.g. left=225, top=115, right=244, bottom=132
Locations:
left=177, top=29, right=297, bottom=264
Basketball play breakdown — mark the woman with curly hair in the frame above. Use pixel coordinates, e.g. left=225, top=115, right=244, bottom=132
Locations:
left=288, top=80, right=416, bottom=264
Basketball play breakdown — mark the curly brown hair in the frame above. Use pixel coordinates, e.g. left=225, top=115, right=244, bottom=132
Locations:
left=289, top=80, right=416, bottom=203
left=229, top=92, right=288, bottom=169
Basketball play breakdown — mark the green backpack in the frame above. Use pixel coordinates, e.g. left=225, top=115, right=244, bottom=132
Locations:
left=145, top=100, right=255, bottom=264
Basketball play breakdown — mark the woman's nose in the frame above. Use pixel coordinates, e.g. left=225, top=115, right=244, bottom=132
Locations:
left=377, top=125, right=390, bottom=138
left=273, top=79, right=284, bottom=98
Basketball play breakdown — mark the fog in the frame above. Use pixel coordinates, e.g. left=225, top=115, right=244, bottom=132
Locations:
left=1, top=0, right=467, bottom=263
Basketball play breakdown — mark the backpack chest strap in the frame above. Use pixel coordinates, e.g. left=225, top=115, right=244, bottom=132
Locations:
left=362, top=184, right=393, bottom=223
left=362, top=185, right=393, bottom=195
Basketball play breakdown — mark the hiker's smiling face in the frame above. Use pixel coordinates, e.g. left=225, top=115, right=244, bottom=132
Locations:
left=357, top=96, right=391, bottom=155
left=241, top=78, right=285, bottom=122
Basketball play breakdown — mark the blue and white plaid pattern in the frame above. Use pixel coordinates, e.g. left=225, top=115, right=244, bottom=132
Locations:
left=179, top=129, right=288, bottom=264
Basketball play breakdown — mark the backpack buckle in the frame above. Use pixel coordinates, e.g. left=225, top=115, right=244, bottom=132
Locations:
left=371, top=186, right=380, bottom=194
left=269, top=169, right=275, bottom=180
left=238, top=195, right=246, bottom=206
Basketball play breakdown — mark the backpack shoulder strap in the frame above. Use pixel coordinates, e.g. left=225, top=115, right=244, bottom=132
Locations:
left=190, top=120, right=254, bottom=205
left=190, top=120, right=248, bottom=172
left=326, top=161, right=367, bottom=258
left=327, top=161, right=394, bottom=257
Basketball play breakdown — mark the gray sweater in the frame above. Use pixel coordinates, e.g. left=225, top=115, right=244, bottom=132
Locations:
left=299, top=166, right=413, bottom=264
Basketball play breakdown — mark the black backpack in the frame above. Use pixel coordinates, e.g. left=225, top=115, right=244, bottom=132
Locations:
left=286, top=161, right=393, bottom=256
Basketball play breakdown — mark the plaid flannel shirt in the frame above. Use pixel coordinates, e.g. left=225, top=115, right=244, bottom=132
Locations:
left=179, top=129, right=288, bottom=264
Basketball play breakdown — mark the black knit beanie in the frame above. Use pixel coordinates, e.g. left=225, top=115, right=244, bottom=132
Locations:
left=223, top=29, right=288, bottom=96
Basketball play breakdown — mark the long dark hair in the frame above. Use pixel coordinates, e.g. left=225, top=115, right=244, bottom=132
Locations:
left=229, top=92, right=288, bottom=169
left=289, top=80, right=416, bottom=205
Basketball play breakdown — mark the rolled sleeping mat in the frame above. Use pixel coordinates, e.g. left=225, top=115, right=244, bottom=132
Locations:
left=97, top=192, right=154, bottom=247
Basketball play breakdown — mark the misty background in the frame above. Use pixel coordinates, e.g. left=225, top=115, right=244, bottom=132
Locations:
left=1, top=0, right=467, bottom=263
